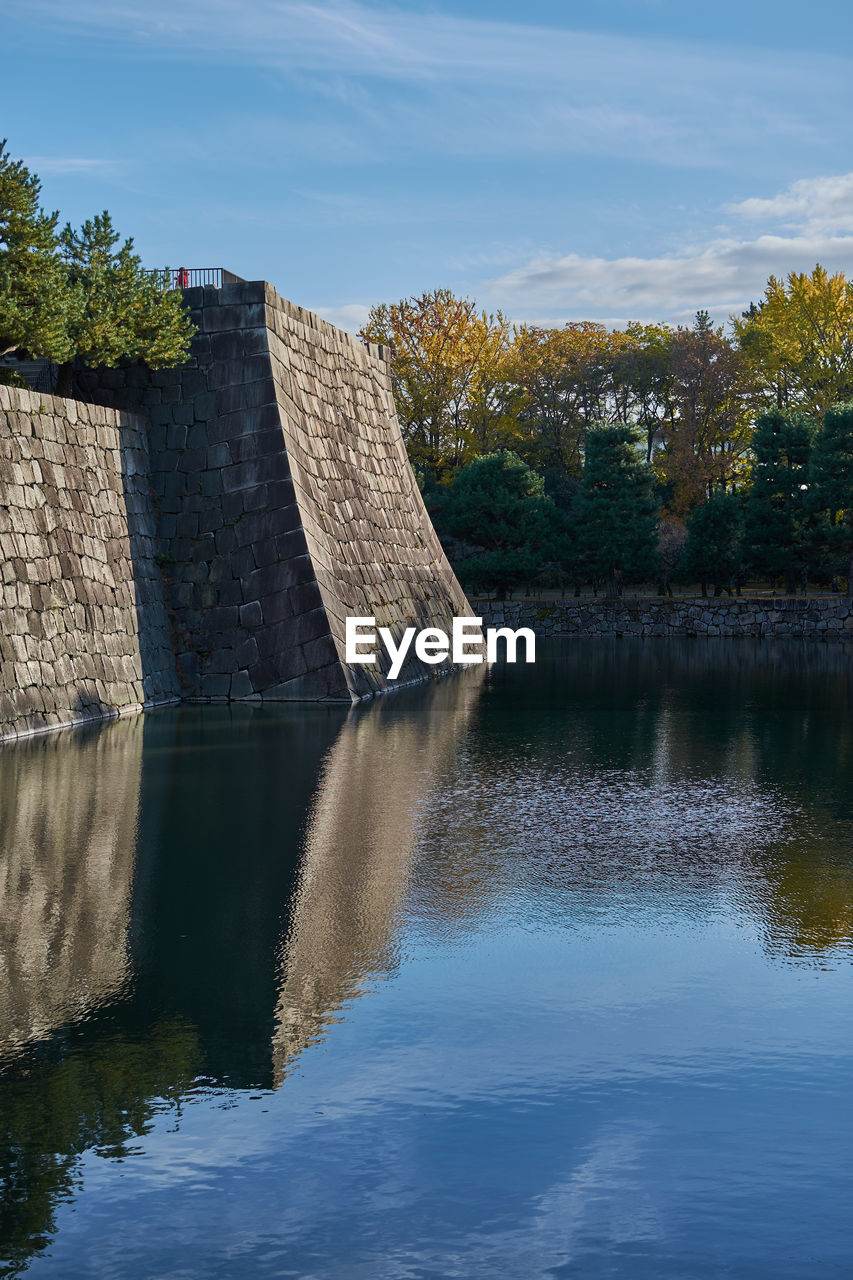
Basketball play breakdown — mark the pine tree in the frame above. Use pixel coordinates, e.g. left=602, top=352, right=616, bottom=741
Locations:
left=0, top=140, right=74, bottom=361
left=57, top=212, right=194, bottom=393
left=742, top=409, right=814, bottom=593
left=445, top=450, right=554, bottom=597
left=574, top=425, right=659, bottom=596
left=678, top=491, right=743, bottom=596
left=808, top=402, right=853, bottom=595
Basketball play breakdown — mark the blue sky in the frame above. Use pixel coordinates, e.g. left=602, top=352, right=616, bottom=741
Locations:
left=4, top=1, right=853, bottom=331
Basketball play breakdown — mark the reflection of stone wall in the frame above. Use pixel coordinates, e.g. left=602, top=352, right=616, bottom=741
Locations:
left=272, top=671, right=484, bottom=1081
left=479, top=597, right=853, bottom=642
left=0, top=718, right=143, bottom=1059
left=0, top=385, right=178, bottom=741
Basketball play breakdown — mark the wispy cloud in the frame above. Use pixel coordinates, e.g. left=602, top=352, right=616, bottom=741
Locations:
left=314, top=302, right=371, bottom=332
left=23, top=156, right=112, bottom=176
left=15, top=1, right=853, bottom=170
left=483, top=172, right=853, bottom=327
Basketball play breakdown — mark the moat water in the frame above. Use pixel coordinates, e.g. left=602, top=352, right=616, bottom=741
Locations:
left=1, top=640, right=852, bottom=1278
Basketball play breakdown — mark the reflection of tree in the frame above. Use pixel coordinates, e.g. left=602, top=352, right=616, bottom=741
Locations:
left=0, top=1019, right=199, bottom=1280
left=273, top=671, right=485, bottom=1081
left=480, top=639, right=853, bottom=962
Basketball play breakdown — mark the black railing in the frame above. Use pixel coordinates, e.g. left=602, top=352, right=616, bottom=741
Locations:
left=152, top=267, right=245, bottom=290
left=0, top=358, right=57, bottom=393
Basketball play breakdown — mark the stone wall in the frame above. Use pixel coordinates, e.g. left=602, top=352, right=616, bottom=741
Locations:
left=78, top=280, right=471, bottom=702
left=475, top=596, right=853, bottom=642
left=0, top=386, right=178, bottom=742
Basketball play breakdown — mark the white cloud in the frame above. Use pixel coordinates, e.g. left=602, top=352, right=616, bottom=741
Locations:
left=725, top=172, right=853, bottom=234
left=482, top=173, right=853, bottom=327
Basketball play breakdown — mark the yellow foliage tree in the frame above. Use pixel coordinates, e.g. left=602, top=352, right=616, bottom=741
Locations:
left=359, top=289, right=513, bottom=479
left=734, top=264, right=853, bottom=418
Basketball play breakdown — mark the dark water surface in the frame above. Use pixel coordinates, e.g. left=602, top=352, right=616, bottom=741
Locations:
left=1, top=640, right=852, bottom=1278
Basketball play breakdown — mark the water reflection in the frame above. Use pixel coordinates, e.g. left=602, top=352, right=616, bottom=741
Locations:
left=0, top=642, right=852, bottom=1277
left=273, top=672, right=485, bottom=1080
left=0, top=719, right=142, bottom=1060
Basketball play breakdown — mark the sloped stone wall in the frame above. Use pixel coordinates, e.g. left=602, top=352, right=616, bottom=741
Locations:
left=78, top=280, right=471, bottom=701
left=0, top=386, right=178, bottom=742
left=265, top=290, right=471, bottom=698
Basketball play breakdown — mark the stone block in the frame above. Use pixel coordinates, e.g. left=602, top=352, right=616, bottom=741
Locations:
left=239, top=600, right=263, bottom=629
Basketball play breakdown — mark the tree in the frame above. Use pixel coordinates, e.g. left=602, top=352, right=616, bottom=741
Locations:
left=573, top=425, right=659, bottom=596
left=656, top=516, right=687, bottom=597
left=807, top=402, right=853, bottom=595
left=0, top=140, right=74, bottom=361
left=734, top=265, right=853, bottom=418
left=57, top=212, right=194, bottom=394
left=444, top=450, right=554, bottom=597
left=359, top=290, right=513, bottom=480
left=611, top=322, right=676, bottom=462
left=678, top=491, right=743, bottom=597
left=0, top=144, right=194, bottom=389
left=742, top=408, right=814, bottom=593
left=656, top=312, right=755, bottom=517
left=507, top=322, right=626, bottom=476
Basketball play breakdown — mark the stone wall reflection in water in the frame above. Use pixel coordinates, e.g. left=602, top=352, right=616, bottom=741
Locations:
left=1, top=641, right=852, bottom=1277
left=273, top=671, right=485, bottom=1080
left=0, top=719, right=142, bottom=1061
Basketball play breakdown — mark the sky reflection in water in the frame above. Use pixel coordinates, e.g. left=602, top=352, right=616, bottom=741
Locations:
left=1, top=639, right=852, bottom=1278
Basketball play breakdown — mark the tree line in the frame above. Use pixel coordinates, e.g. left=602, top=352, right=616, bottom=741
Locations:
left=360, top=274, right=853, bottom=597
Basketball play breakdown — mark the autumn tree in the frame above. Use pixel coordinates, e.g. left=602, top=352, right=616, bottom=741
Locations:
left=611, top=322, right=676, bottom=461
left=359, top=290, right=512, bottom=479
left=574, top=425, right=659, bottom=595
left=735, top=265, right=853, bottom=418
left=656, top=312, right=755, bottom=516
left=507, top=322, right=629, bottom=476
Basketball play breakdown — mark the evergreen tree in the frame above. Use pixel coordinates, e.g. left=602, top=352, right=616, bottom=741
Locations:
left=742, top=409, right=814, bottom=593
left=0, top=140, right=74, bottom=361
left=573, top=425, right=659, bottom=596
left=1, top=143, right=194, bottom=390
left=57, top=212, right=194, bottom=393
left=807, top=402, right=853, bottom=595
left=678, top=491, right=743, bottom=596
left=445, top=450, right=554, bottom=597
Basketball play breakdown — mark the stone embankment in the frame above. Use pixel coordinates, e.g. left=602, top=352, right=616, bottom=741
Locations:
left=1, top=279, right=471, bottom=741
left=475, top=596, right=853, bottom=641
left=0, top=385, right=179, bottom=741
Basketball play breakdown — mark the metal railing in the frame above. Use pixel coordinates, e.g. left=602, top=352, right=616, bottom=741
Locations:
left=151, top=267, right=245, bottom=290
left=0, top=358, right=57, bottom=393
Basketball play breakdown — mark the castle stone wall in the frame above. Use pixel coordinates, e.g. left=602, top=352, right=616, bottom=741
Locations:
left=0, top=386, right=178, bottom=742
left=77, top=280, right=470, bottom=702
